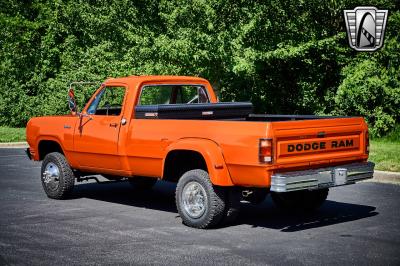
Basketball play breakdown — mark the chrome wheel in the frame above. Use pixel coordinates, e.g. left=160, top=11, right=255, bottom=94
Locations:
left=181, top=181, right=208, bottom=219
left=42, top=162, right=60, bottom=191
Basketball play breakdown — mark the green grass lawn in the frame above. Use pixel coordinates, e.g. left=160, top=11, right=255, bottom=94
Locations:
left=0, top=126, right=399, bottom=172
left=369, top=125, right=400, bottom=172
left=0, top=127, right=26, bottom=142
left=369, top=140, right=400, bottom=172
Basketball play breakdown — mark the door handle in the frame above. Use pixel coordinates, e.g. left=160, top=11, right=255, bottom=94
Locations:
left=109, top=123, right=118, bottom=127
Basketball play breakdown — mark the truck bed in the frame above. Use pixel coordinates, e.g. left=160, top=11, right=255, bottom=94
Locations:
left=135, top=102, right=347, bottom=121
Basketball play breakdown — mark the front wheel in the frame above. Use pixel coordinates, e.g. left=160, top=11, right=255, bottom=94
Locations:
left=41, top=152, right=75, bottom=199
left=271, top=188, right=329, bottom=212
left=176, top=169, right=226, bottom=229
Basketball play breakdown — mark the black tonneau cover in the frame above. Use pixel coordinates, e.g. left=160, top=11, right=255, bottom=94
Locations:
left=247, top=114, right=348, bottom=121
left=135, top=102, right=253, bottom=120
left=134, top=102, right=345, bottom=121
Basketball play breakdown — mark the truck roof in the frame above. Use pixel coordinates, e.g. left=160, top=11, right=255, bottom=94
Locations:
left=104, top=75, right=209, bottom=84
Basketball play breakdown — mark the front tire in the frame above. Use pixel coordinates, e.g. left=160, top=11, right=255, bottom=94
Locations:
left=41, top=152, right=75, bottom=199
left=271, top=188, right=329, bottom=212
left=176, top=169, right=226, bottom=229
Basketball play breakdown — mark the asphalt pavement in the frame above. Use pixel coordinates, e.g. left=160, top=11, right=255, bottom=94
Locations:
left=0, top=148, right=399, bottom=265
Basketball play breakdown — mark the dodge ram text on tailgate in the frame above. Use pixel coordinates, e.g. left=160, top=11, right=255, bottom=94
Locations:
left=26, top=76, right=374, bottom=228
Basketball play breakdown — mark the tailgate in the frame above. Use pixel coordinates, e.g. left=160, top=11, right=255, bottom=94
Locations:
left=272, top=117, right=367, bottom=166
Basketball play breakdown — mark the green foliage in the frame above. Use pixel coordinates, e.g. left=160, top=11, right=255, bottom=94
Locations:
left=372, top=124, right=400, bottom=142
left=0, top=0, right=399, bottom=137
left=332, top=33, right=400, bottom=136
left=97, top=87, right=126, bottom=109
left=334, top=58, right=400, bottom=136
left=140, top=86, right=174, bottom=105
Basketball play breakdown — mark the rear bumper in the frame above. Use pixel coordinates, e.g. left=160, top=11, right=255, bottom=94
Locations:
left=271, top=161, right=375, bottom=192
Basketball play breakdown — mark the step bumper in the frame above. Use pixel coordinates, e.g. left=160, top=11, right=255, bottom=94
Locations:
left=271, top=162, right=375, bottom=192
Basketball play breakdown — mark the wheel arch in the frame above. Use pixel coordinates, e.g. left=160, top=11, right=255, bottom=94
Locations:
left=162, top=138, right=234, bottom=186
left=37, top=136, right=65, bottom=161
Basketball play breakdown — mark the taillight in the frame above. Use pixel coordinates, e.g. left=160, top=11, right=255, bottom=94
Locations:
left=259, top=139, right=273, bottom=163
left=365, top=130, right=369, bottom=154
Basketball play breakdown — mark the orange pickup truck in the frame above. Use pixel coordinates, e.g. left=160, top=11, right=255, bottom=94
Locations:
left=26, top=75, right=374, bottom=228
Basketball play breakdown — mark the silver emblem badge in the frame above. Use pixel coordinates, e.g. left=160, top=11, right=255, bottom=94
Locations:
left=344, top=6, right=388, bottom=51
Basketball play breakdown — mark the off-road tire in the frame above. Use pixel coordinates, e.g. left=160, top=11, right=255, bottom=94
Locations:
left=128, top=176, right=157, bottom=190
left=271, top=188, right=329, bottom=212
left=41, top=152, right=75, bottom=199
left=176, top=169, right=226, bottom=229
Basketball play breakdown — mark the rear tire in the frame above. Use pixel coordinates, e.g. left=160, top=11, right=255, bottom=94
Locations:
left=271, top=188, right=329, bottom=212
left=41, top=152, right=75, bottom=199
left=176, top=169, right=226, bottom=229
left=128, top=176, right=157, bottom=190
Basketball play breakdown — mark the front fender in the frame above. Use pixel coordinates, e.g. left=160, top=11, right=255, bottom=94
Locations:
left=35, top=135, right=65, bottom=159
left=163, top=138, right=234, bottom=186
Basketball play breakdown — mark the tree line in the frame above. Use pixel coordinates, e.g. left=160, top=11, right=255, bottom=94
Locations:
left=0, top=0, right=399, bottom=136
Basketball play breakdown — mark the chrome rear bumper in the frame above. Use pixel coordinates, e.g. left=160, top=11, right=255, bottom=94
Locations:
left=271, top=162, right=375, bottom=192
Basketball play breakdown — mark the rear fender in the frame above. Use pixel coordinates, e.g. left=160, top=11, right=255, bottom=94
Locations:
left=163, top=138, right=234, bottom=186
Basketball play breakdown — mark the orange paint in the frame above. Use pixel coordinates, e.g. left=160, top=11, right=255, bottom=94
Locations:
left=26, top=76, right=370, bottom=188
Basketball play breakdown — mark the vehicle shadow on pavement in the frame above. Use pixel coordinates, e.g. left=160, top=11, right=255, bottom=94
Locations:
left=236, top=198, right=378, bottom=232
left=71, top=180, right=178, bottom=213
left=71, top=181, right=378, bottom=232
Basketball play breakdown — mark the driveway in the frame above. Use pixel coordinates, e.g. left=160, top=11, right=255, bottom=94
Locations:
left=0, top=148, right=399, bottom=265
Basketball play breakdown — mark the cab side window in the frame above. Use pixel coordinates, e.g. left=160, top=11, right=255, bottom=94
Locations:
left=139, top=85, right=209, bottom=105
left=139, top=86, right=172, bottom=105
left=87, top=86, right=126, bottom=115
left=177, top=85, right=209, bottom=104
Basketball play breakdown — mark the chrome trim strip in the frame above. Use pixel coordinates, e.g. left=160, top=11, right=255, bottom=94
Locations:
left=144, top=112, right=158, bottom=117
left=271, top=162, right=375, bottom=192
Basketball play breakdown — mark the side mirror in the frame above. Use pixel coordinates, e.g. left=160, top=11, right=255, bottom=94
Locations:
left=68, top=88, right=78, bottom=114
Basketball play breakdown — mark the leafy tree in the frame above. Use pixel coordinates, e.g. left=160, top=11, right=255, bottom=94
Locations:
left=0, top=0, right=398, bottom=136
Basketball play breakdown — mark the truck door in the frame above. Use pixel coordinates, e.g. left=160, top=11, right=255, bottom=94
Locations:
left=73, top=85, right=127, bottom=170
